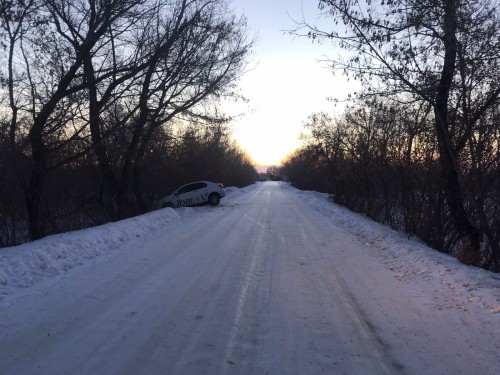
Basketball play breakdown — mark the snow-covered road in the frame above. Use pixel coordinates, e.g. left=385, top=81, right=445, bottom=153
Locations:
left=1, top=182, right=499, bottom=374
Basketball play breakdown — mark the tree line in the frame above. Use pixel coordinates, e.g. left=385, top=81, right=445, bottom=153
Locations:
left=0, top=0, right=256, bottom=247
left=284, top=0, right=500, bottom=272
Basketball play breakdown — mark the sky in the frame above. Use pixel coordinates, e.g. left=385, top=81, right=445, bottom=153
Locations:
left=227, top=0, right=358, bottom=169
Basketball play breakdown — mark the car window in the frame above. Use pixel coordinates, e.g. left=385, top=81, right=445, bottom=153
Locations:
left=177, top=185, right=192, bottom=194
left=177, top=182, right=206, bottom=195
left=193, top=182, right=207, bottom=190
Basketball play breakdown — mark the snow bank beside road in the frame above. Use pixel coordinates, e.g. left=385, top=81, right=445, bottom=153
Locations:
left=0, top=186, right=250, bottom=300
left=0, top=208, right=180, bottom=298
left=295, top=188, right=500, bottom=319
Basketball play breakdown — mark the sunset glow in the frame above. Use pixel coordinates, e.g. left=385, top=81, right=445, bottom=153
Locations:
left=228, top=0, right=358, bottom=168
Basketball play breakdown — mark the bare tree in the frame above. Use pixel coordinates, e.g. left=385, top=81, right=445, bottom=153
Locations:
left=0, top=0, right=37, bottom=149
left=18, top=0, right=147, bottom=239
left=83, top=0, right=251, bottom=218
left=298, top=0, right=500, bottom=266
left=0, top=0, right=251, bottom=241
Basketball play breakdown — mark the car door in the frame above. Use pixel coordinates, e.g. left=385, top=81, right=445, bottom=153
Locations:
left=174, top=183, right=197, bottom=207
left=193, top=182, right=209, bottom=203
left=186, top=182, right=208, bottom=205
left=175, top=182, right=207, bottom=207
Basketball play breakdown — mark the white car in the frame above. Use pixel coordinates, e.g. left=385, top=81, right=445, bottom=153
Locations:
left=160, top=181, right=226, bottom=208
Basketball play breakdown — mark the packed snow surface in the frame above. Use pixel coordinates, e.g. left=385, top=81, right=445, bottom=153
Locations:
left=1, top=181, right=499, bottom=374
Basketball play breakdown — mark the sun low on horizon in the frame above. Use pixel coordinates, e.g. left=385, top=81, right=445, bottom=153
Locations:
left=226, top=0, right=357, bottom=170
left=230, top=57, right=355, bottom=169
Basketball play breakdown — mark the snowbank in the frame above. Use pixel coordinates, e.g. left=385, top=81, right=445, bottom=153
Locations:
left=0, top=186, right=251, bottom=299
left=295, top=188, right=500, bottom=318
left=0, top=208, right=181, bottom=298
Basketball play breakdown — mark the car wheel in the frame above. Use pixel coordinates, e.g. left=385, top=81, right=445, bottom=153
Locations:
left=208, top=193, right=220, bottom=205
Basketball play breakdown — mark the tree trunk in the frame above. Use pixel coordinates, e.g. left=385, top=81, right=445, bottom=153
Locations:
left=434, top=0, right=480, bottom=265
left=27, top=126, right=47, bottom=240
left=84, top=56, right=122, bottom=219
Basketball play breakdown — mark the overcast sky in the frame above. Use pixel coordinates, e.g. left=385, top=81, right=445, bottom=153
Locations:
left=227, top=0, right=358, bottom=169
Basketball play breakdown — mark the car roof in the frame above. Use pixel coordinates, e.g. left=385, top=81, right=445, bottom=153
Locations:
left=176, top=181, right=217, bottom=189
left=180, top=180, right=212, bottom=186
